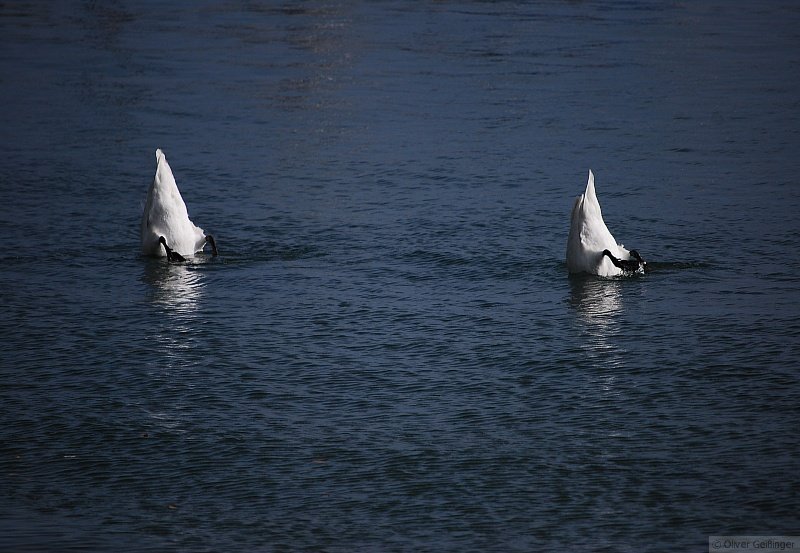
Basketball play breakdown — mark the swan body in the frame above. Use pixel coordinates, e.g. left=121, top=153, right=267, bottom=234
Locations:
left=566, top=170, right=631, bottom=277
left=141, top=149, right=209, bottom=258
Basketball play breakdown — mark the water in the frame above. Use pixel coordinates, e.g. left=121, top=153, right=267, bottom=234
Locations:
left=1, top=1, right=799, bottom=551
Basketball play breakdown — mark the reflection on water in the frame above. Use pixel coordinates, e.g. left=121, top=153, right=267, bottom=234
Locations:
left=140, top=259, right=205, bottom=366
left=141, top=259, right=205, bottom=315
left=139, top=259, right=206, bottom=436
left=569, top=274, right=623, bottom=324
left=568, top=275, right=629, bottom=448
left=568, top=274, right=626, bottom=367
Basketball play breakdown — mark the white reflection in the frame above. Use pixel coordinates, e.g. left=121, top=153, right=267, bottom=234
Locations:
left=569, top=275, right=622, bottom=322
left=141, top=259, right=206, bottom=367
left=142, top=260, right=204, bottom=315
left=568, top=274, right=626, bottom=367
left=140, top=260, right=205, bottom=435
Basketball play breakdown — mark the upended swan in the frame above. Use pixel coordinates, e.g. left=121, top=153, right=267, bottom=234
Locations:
left=141, top=149, right=217, bottom=260
left=566, top=170, right=645, bottom=276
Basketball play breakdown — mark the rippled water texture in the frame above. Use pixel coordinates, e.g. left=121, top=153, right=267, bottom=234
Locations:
left=1, top=1, right=799, bottom=551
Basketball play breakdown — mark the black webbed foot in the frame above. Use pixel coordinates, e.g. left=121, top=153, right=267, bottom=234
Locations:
left=158, top=236, right=187, bottom=263
left=603, top=248, right=645, bottom=273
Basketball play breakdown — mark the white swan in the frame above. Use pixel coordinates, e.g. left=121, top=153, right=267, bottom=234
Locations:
left=141, top=149, right=216, bottom=258
left=566, top=170, right=634, bottom=277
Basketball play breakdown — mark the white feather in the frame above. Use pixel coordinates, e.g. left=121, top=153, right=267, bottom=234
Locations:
left=141, top=149, right=207, bottom=257
left=566, top=170, right=630, bottom=277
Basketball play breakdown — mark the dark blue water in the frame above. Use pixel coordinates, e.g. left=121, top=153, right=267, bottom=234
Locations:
left=2, top=1, right=799, bottom=551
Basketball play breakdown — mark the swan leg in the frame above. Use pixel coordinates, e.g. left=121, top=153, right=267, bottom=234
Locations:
left=206, top=235, right=218, bottom=257
left=159, top=236, right=187, bottom=263
left=602, top=249, right=623, bottom=269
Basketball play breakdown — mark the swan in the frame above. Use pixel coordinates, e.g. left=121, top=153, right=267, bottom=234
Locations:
left=141, top=149, right=218, bottom=259
left=566, top=170, right=643, bottom=276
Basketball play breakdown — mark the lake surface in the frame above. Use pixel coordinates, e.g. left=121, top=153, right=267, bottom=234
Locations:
left=1, top=1, right=799, bottom=551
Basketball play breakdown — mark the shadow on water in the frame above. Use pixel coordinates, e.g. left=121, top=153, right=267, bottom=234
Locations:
left=163, top=237, right=323, bottom=268
left=645, top=260, right=711, bottom=272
